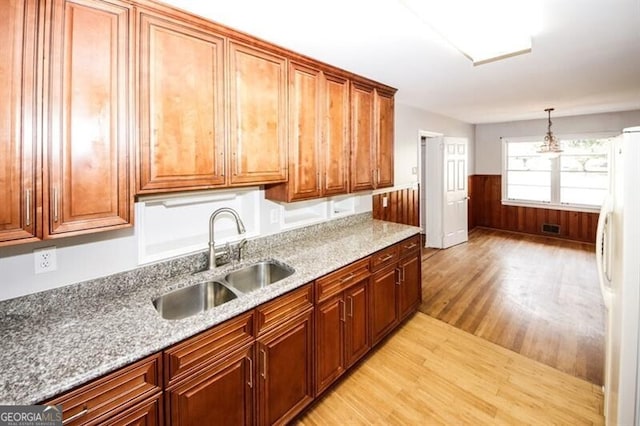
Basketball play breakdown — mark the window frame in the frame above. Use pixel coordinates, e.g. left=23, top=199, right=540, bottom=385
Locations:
left=501, top=133, right=615, bottom=213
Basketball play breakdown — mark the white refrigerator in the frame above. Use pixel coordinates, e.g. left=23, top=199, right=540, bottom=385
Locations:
left=596, top=126, right=640, bottom=425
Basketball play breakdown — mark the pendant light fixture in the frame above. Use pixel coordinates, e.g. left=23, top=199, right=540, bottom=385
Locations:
left=538, top=108, right=563, bottom=156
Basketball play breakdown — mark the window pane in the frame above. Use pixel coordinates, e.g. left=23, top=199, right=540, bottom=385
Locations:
left=561, top=187, right=607, bottom=206
left=559, top=138, right=611, bottom=207
left=508, top=184, right=551, bottom=202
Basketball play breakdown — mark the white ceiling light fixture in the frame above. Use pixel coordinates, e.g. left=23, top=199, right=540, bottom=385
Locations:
left=399, top=0, right=540, bottom=65
left=537, top=108, right=563, bottom=157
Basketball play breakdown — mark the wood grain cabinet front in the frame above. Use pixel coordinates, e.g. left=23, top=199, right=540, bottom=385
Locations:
left=136, top=6, right=226, bottom=193
left=315, top=260, right=371, bottom=395
left=397, top=235, right=422, bottom=321
left=46, top=353, right=162, bottom=426
left=350, top=81, right=396, bottom=192
left=228, top=40, right=288, bottom=186
left=44, top=0, right=133, bottom=238
left=165, top=344, right=255, bottom=426
left=0, top=0, right=39, bottom=246
left=255, top=284, right=314, bottom=425
left=265, top=63, right=349, bottom=202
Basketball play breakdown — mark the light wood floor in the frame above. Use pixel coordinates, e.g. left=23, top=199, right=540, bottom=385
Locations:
left=420, top=227, right=606, bottom=385
left=296, top=313, right=604, bottom=425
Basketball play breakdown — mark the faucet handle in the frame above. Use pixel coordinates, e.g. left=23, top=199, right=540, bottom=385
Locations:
left=235, top=238, right=248, bottom=262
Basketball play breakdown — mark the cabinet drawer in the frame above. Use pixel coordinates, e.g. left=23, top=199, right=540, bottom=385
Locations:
left=316, top=258, right=370, bottom=303
left=370, top=245, right=399, bottom=271
left=256, top=284, right=313, bottom=336
left=46, top=353, right=161, bottom=426
left=164, top=312, right=254, bottom=387
left=399, top=235, right=420, bottom=257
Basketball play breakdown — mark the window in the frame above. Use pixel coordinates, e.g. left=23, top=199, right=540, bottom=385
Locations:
left=502, top=136, right=613, bottom=211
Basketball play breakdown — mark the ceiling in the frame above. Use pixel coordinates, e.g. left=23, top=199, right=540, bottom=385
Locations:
left=160, top=0, right=640, bottom=124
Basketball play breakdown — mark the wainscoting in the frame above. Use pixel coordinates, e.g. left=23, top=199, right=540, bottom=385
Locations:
left=372, top=186, right=420, bottom=227
left=468, top=175, right=598, bottom=243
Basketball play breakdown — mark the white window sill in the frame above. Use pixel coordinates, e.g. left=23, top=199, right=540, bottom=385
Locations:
left=501, top=199, right=600, bottom=214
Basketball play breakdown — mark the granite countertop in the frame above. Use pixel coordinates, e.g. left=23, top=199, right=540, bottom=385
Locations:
left=0, top=214, right=420, bottom=405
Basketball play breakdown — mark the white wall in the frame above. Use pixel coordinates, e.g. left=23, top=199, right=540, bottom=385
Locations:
left=394, top=103, right=476, bottom=187
left=475, top=110, right=640, bottom=174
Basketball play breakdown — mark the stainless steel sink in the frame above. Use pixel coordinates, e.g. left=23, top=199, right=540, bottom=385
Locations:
left=224, top=261, right=294, bottom=294
left=153, top=281, right=238, bottom=320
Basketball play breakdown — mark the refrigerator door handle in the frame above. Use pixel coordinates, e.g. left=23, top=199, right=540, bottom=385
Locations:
left=596, top=195, right=614, bottom=308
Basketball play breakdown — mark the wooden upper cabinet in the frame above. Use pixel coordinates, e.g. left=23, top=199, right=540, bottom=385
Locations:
left=137, top=8, right=226, bottom=193
left=228, top=41, right=287, bottom=185
left=0, top=0, right=39, bottom=246
left=375, top=88, right=395, bottom=189
left=45, top=0, right=133, bottom=237
left=286, top=62, right=322, bottom=200
left=322, top=73, right=350, bottom=196
left=350, top=82, right=376, bottom=192
left=265, top=65, right=349, bottom=202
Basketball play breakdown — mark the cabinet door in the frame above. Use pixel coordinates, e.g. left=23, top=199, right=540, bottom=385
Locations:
left=322, top=73, right=349, bottom=196
left=0, top=0, right=39, bottom=245
left=398, top=251, right=422, bottom=321
left=46, top=0, right=132, bottom=237
left=370, top=263, right=399, bottom=344
left=167, top=345, right=254, bottom=426
left=137, top=9, right=226, bottom=192
left=257, top=310, right=314, bottom=425
left=350, top=82, right=375, bottom=192
left=288, top=62, right=321, bottom=200
left=375, top=89, right=394, bottom=189
left=315, top=294, right=345, bottom=395
left=228, top=41, right=287, bottom=185
left=344, top=279, right=370, bottom=368
left=103, top=394, right=162, bottom=426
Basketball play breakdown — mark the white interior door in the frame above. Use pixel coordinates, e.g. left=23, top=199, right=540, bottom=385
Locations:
left=442, top=137, right=468, bottom=248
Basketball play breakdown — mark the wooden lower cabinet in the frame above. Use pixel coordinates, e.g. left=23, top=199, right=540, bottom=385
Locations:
left=398, top=250, right=422, bottom=321
left=344, top=280, right=370, bottom=368
left=315, top=294, right=345, bottom=395
left=315, top=273, right=371, bottom=395
left=370, top=263, right=399, bottom=345
left=103, top=394, right=163, bottom=426
left=165, top=344, right=254, bottom=426
left=256, top=310, right=314, bottom=425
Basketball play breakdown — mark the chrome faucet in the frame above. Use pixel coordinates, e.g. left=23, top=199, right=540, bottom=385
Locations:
left=208, top=207, right=246, bottom=270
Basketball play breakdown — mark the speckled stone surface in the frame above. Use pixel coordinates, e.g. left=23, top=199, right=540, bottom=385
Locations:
left=0, top=214, right=419, bottom=404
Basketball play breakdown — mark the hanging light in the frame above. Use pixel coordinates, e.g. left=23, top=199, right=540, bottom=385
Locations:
left=538, top=108, right=563, bottom=156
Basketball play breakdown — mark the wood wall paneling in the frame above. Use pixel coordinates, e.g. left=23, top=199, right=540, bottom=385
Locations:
left=468, top=175, right=598, bottom=243
left=372, top=187, right=419, bottom=227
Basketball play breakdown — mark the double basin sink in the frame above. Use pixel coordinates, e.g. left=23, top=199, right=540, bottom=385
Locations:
left=153, top=260, right=294, bottom=320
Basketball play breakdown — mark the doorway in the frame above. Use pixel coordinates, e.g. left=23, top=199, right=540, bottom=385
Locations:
left=418, top=131, right=469, bottom=249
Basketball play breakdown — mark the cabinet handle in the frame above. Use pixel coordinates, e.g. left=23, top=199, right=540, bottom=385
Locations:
left=260, top=349, right=267, bottom=380
left=63, top=406, right=88, bottom=424
left=377, top=168, right=381, bottom=184
left=403, top=243, right=417, bottom=250
left=53, top=188, right=59, bottom=222
left=379, top=254, right=394, bottom=262
left=402, top=266, right=406, bottom=282
left=247, top=356, right=253, bottom=388
left=395, top=268, right=402, bottom=286
left=340, top=273, right=355, bottom=283
left=340, top=299, right=346, bottom=322
left=347, top=296, right=353, bottom=317
left=371, top=169, right=376, bottom=185
left=25, top=189, right=31, bottom=226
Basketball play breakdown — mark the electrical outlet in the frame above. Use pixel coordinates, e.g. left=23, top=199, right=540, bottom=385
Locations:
left=34, top=246, right=57, bottom=274
left=382, top=196, right=388, bottom=208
